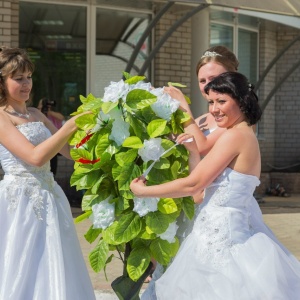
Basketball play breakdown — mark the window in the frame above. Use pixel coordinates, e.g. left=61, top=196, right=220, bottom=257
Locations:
left=93, top=8, right=151, bottom=96
left=19, top=2, right=87, bottom=116
left=210, top=9, right=259, bottom=84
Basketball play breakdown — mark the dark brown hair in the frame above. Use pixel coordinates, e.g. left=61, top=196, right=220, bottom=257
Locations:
left=204, top=72, right=262, bottom=125
left=0, top=46, right=35, bottom=105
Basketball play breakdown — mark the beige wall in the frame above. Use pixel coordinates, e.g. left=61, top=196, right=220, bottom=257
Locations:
left=0, top=0, right=19, bottom=47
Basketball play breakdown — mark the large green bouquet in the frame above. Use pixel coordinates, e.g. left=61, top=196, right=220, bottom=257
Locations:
left=69, top=73, right=195, bottom=298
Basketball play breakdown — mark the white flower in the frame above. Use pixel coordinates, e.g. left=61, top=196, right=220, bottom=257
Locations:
left=110, top=118, right=130, bottom=146
left=158, top=221, right=178, bottom=243
left=149, top=87, right=164, bottom=97
left=102, top=80, right=130, bottom=103
left=90, top=196, right=115, bottom=229
left=91, top=111, right=110, bottom=133
left=130, top=81, right=152, bottom=92
left=150, top=88, right=180, bottom=120
left=138, top=138, right=165, bottom=162
left=133, top=197, right=159, bottom=217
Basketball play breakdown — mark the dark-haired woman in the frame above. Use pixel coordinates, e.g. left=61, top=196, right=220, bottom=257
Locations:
left=131, top=72, right=300, bottom=299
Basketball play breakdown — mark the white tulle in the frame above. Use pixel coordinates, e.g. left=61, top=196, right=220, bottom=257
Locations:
left=144, top=167, right=300, bottom=300
left=0, top=122, right=95, bottom=300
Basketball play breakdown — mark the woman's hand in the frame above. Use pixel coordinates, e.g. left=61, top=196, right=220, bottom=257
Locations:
left=164, top=86, right=191, bottom=114
left=176, top=133, right=198, bottom=154
left=130, top=177, right=147, bottom=197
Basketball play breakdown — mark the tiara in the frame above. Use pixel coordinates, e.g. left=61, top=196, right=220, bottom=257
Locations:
left=201, top=51, right=222, bottom=58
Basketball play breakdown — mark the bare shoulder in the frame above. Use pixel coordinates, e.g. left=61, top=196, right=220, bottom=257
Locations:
left=215, top=127, right=252, bottom=148
left=0, top=109, right=13, bottom=127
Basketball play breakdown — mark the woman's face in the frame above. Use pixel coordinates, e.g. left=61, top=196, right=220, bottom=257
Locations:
left=197, top=62, right=228, bottom=97
left=5, top=70, right=32, bottom=104
left=207, top=90, right=244, bottom=129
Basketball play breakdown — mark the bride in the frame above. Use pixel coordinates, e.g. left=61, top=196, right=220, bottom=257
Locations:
left=130, top=71, right=300, bottom=299
left=0, top=46, right=95, bottom=299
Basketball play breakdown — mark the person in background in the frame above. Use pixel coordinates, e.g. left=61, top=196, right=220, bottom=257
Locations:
left=0, top=46, right=96, bottom=300
left=165, top=45, right=240, bottom=156
left=131, top=72, right=300, bottom=299
left=38, top=97, right=65, bottom=176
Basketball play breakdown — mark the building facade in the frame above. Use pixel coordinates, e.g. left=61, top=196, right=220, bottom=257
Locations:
left=1, top=0, right=300, bottom=197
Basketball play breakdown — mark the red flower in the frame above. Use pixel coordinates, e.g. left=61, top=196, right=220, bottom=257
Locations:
left=76, top=158, right=100, bottom=164
left=76, top=132, right=94, bottom=148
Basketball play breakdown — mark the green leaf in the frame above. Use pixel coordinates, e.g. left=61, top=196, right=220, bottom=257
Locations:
left=147, top=119, right=167, bottom=138
left=102, top=222, right=121, bottom=245
left=84, top=225, right=102, bottom=243
left=150, top=238, right=179, bottom=266
left=127, top=247, right=151, bottom=281
left=184, top=95, right=191, bottom=104
left=71, top=148, right=93, bottom=161
left=75, top=113, right=96, bottom=131
left=115, top=149, right=138, bottom=166
left=182, top=197, right=195, bottom=220
left=95, top=134, right=111, bottom=156
left=158, top=198, right=178, bottom=214
left=122, top=136, right=143, bottom=148
left=167, top=82, right=187, bottom=88
left=74, top=210, right=92, bottom=223
left=91, top=174, right=107, bottom=194
left=123, top=71, right=132, bottom=80
left=114, top=212, right=143, bottom=243
left=145, top=211, right=170, bottom=234
left=81, top=187, right=112, bottom=211
left=127, top=113, right=146, bottom=138
left=102, top=101, right=118, bottom=114
left=125, top=75, right=146, bottom=85
left=68, top=130, right=86, bottom=146
left=126, top=89, right=157, bottom=110
left=152, top=157, right=170, bottom=170
left=171, top=161, right=180, bottom=179
left=70, top=169, right=102, bottom=190
left=139, top=229, right=156, bottom=240
left=81, top=98, right=102, bottom=111
left=89, top=239, right=109, bottom=272
left=118, top=163, right=141, bottom=191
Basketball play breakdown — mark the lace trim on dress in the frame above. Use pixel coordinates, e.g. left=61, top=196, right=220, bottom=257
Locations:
left=4, top=173, right=56, bottom=221
left=193, top=172, right=232, bottom=268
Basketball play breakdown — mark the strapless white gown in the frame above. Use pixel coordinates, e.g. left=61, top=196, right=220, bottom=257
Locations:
left=149, top=168, right=300, bottom=299
left=0, top=122, right=95, bottom=300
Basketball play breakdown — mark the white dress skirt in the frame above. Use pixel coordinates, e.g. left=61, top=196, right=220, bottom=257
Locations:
left=154, top=168, right=300, bottom=299
left=0, top=122, right=96, bottom=300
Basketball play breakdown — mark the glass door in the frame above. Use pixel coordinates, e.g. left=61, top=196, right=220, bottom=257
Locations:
left=19, top=2, right=87, bottom=116
left=91, top=7, right=151, bottom=97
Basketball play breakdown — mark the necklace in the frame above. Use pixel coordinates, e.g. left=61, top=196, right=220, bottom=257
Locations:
left=4, top=108, right=31, bottom=119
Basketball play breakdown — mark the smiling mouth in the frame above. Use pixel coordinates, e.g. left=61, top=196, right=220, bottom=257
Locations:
left=214, top=115, right=225, bottom=121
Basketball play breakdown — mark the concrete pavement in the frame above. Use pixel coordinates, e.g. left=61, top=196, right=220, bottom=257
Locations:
left=72, top=194, right=300, bottom=299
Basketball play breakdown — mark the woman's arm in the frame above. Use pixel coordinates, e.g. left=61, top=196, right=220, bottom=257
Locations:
left=0, top=111, right=88, bottom=166
left=130, top=129, right=244, bottom=200
left=164, top=86, right=224, bottom=156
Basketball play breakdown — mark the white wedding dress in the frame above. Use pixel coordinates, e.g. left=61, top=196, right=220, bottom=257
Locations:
left=147, top=168, right=300, bottom=300
left=0, top=122, right=96, bottom=300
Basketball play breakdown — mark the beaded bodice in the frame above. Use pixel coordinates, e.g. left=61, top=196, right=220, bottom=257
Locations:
left=0, top=122, right=56, bottom=220
left=0, top=122, right=51, bottom=175
left=192, top=168, right=260, bottom=267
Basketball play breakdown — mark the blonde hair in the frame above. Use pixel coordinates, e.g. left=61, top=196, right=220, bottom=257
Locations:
left=196, top=45, right=239, bottom=76
left=0, top=46, right=35, bottom=106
